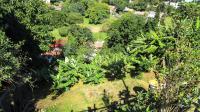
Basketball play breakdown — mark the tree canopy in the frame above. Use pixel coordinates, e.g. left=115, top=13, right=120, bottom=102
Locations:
left=86, top=3, right=109, bottom=24
left=108, top=13, right=146, bottom=48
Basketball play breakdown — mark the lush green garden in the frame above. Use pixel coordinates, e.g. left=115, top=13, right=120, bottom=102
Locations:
left=0, top=0, right=199, bottom=112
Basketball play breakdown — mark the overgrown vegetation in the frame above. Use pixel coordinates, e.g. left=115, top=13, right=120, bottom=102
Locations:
left=0, top=0, right=199, bottom=112
left=86, top=2, right=109, bottom=24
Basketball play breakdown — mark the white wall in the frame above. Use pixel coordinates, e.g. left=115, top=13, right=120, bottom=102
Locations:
left=43, top=0, right=50, bottom=4
left=184, top=0, right=193, bottom=2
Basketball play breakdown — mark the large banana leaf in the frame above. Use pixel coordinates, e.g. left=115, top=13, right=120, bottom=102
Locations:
left=196, top=16, right=200, bottom=30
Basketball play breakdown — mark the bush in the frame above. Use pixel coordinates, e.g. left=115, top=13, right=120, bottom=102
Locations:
left=62, top=0, right=96, bottom=15
left=52, top=60, right=80, bottom=91
left=67, top=25, right=94, bottom=45
left=110, top=0, right=129, bottom=12
left=106, top=60, right=126, bottom=80
left=49, top=11, right=69, bottom=27
left=117, top=91, right=157, bottom=111
left=92, top=49, right=127, bottom=80
left=128, top=2, right=147, bottom=11
left=52, top=56, right=105, bottom=91
left=80, top=63, right=105, bottom=84
left=62, top=1, right=86, bottom=15
left=66, top=12, right=83, bottom=24
left=148, top=0, right=160, bottom=5
left=49, top=11, right=83, bottom=27
left=62, top=25, right=93, bottom=57
left=86, top=3, right=109, bottom=24
left=145, top=18, right=157, bottom=31
left=58, top=27, right=68, bottom=37
left=177, top=3, right=200, bottom=19
left=101, top=0, right=109, bottom=4
left=101, top=17, right=117, bottom=32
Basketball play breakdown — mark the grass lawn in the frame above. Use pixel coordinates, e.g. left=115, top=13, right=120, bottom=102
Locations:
left=83, top=18, right=90, bottom=25
left=80, top=16, right=118, bottom=33
left=82, top=19, right=103, bottom=33
left=36, top=72, right=155, bottom=112
left=51, top=27, right=68, bottom=40
left=93, top=32, right=108, bottom=41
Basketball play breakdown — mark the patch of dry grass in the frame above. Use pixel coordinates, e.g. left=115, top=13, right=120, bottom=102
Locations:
left=36, top=72, right=155, bottom=111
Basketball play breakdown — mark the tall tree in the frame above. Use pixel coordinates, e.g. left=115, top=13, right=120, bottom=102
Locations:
left=0, top=30, right=23, bottom=87
left=108, top=13, right=146, bottom=48
left=86, top=2, right=109, bottom=24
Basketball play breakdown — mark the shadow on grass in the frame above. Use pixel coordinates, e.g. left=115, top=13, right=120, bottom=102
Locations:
left=78, top=79, right=148, bottom=112
left=51, top=88, right=66, bottom=100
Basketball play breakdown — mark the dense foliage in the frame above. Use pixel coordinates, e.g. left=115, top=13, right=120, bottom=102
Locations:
left=62, top=0, right=95, bottom=15
left=128, top=2, right=147, bottom=11
left=0, top=0, right=55, bottom=87
left=108, top=13, right=146, bottom=48
left=52, top=55, right=105, bottom=91
left=0, top=0, right=199, bottom=111
left=48, top=11, right=83, bottom=27
left=86, top=3, right=109, bottom=24
left=115, top=3, right=200, bottom=112
left=0, top=31, right=23, bottom=87
left=67, top=25, right=93, bottom=45
left=110, top=0, right=129, bottom=12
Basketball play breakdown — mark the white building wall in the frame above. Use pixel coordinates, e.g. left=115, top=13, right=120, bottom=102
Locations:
left=43, top=0, right=50, bottom=4
left=185, top=0, right=193, bottom=2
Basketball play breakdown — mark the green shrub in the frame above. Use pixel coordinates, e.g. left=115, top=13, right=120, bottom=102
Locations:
left=48, top=11, right=69, bottom=27
left=62, top=0, right=96, bottom=15
left=92, top=49, right=127, bottom=80
left=52, top=60, right=80, bottom=91
left=80, top=63, right=105, bottom=84
left=145, top=18, right=157, bottom=31
left=110, top=0, right=129, bottom=12
left=101, top=0, right=109, bottom=4
left=128, top=2, right=147, bottom=11
left=67, top=12, right=83, bottom=24
left=52, top=56, right=105, bottom=91
left=148, top=0, right=160, bottom=5
left=117, top=91, right=157, bottom=111
left=67, top=25, right=94, bottom=45
left=48, top=11, right=83, bottom=27
left=62, top=1, right=86, bottom=15
left=58, top=27, right=68, bottom=37
left=106, top=60, right=126, bottom=79
left=177, top=3, right=200, bottom=19
left=86, top=3, right=109, bottom=24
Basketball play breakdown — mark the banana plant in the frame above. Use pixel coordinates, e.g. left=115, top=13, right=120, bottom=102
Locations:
left=164, top=16, right=175, bottom=31
left=79, top=63, right=105, bottom=84
left=149, top=30, right=175, bottom=49
left=52, top=59, right=80, bottom=91
left=126, top=34, right=148, bottom=55
left=149, top=31, right=165, bottom=48
left=195, top=16, right=200, bottom=30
